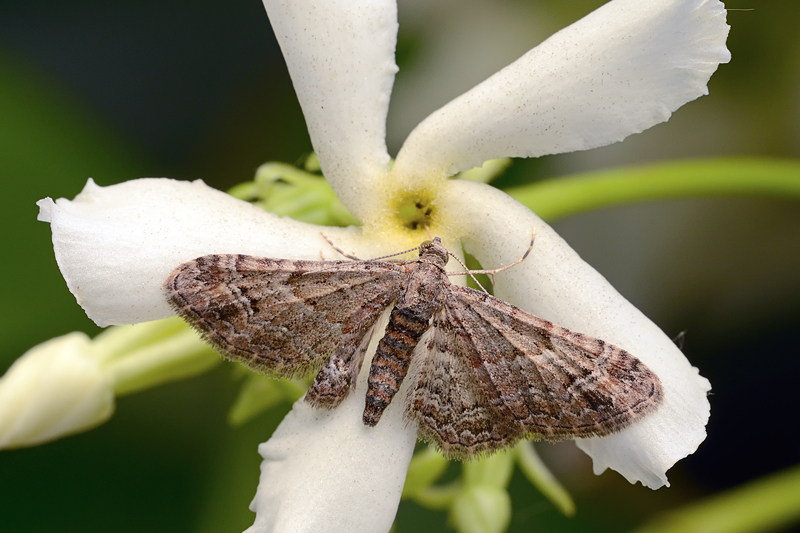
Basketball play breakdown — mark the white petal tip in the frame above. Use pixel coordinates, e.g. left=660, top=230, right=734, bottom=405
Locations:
left=36, top=198, right=54, bottom=223
left=41, top=177, right=348, bottom=326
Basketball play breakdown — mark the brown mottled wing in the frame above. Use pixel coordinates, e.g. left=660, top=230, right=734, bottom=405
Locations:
left=164, top=254, right=411, bottom=382
left=407, top=324, right=520, bottom=456
left=407, top=285, right=663, bottom=458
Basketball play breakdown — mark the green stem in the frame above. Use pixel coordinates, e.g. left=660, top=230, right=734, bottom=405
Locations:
left=506, top=157, right=800, bottom=221
left=630, top=464, right=800, bottom=533
left=515, top=442, right=575, bottom=516
left=92, top=317, right=187, bottom=363
left=109, top=329, right=219, bottom=396
left=414, top=481, right=463, bottom=510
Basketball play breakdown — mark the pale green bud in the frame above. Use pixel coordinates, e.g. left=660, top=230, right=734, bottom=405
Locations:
left=0, top=332, right=114, bottom=449
left=451, top=486, right=511, bottom=533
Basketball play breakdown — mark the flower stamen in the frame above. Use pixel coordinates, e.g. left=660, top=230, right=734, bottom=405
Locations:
left=394, top=193, right=437, bottom=232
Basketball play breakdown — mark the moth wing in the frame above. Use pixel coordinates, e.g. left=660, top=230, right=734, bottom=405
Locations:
left=165, top=255, right=410, bottom=377
left=408, top=285, right=663, bottom=457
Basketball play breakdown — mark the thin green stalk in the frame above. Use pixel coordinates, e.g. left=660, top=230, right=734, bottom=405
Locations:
left=414, top=481, right=463, bottom=510
left=630, top=464, right=800, bottom=533
left=506, top=158, right=800, bottom=221
left=515, top=442, right=575, bottom=516
left=110, top=329, right=219, bottom=396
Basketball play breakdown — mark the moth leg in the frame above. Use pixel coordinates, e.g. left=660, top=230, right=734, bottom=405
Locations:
left=305, top=353, right=356, bottom=409
left=306, top=320, right=380, bottom=408
left=447, top=229, right=536, bottom=282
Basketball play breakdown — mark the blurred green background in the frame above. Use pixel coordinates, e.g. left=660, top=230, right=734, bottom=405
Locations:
left=1, top=0, right=798, bottom=532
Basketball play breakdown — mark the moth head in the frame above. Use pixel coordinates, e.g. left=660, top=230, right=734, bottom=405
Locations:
left=418, top=237, right=449, bottom=266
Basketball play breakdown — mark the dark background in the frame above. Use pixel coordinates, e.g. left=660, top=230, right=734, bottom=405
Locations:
left=1, top=1, right=798, bottom=531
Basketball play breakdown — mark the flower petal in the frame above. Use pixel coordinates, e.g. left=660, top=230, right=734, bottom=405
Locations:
left=247, top=314, right=417, bottom=533
left=0, top=332, right=114, bottom=449
left=393, top=0, right=730, bottom=181
left=262, top=0, right=398, bottom=218
left=439, top=180, right=710, bottom=488
left=38, top=178, right=365, bottom=327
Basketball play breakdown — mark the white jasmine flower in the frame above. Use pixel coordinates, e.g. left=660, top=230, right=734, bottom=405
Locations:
left=30, top=0, right=729, bottom=531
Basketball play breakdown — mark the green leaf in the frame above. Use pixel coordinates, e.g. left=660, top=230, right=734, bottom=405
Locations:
left=228, top=374, right=306, bottom=426
left=462, top=450, right=514, bottom=489
left=229, top=162, right=360, bottom=227
left=227, top=374, right=285, bottom=427
left=106, top=324, right=220, bottom=397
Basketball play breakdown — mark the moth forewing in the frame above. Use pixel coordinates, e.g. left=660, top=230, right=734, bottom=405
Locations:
left=164, top=254, right=410, bottom=381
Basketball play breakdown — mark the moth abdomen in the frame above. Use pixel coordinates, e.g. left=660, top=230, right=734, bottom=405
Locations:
left=363, top=305, right=431, bottom=426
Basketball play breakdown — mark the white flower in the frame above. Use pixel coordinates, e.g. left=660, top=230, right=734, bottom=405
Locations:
left=32, top=0, right=729, bottom=531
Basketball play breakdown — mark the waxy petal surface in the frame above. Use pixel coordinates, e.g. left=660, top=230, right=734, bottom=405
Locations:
left=0, top=333, right=114, bottom=449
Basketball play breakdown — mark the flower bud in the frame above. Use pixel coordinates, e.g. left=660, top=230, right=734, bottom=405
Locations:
left=0, top=332, right=114, bottom=449
left=450, top=486, right=511, bottom=533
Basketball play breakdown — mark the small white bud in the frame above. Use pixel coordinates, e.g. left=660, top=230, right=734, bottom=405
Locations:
left=0, top=332, right=115, bottom=449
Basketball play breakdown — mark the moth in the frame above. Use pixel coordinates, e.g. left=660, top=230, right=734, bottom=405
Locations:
left=164, top=236, right=663, bottom=457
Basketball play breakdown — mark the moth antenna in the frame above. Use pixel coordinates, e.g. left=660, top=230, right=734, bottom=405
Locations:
left=321, top=233, right=362, bottom=260
left=368, top=244, right=425, bottom=261
left=448, top=229, right=536, bottom=277
left=321, top=233, right=423, bottom=262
